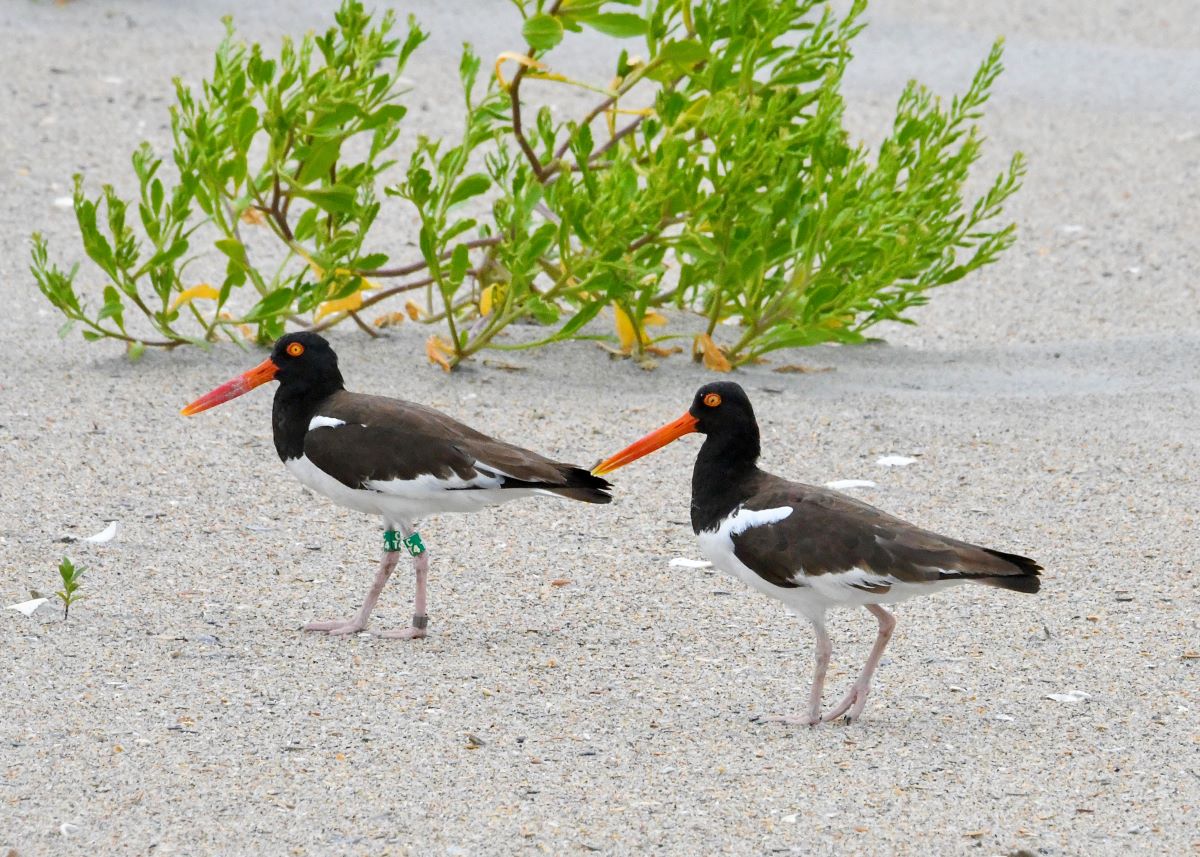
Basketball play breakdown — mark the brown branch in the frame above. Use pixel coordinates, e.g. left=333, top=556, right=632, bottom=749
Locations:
left=542, top=107, right=651, bottom=184
left=348, top=310, right=380, bottom=338
left=507, top=0, right=566, bottom=182
left=362, top=236, right=502, bottom=278
left=593, top=115, right=647, bottom=161
left=628, top=215, right=686, bottom=253
left=553, top=92, right=619, bottom=161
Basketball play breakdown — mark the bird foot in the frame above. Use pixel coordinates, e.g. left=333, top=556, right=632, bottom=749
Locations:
left=821, top=683, right=870, bottom=724
left=303, top=618, right=368, bottom=636
left=375, top=614, right=428, bottom=640
left=375, top=625, right=428, bottom=640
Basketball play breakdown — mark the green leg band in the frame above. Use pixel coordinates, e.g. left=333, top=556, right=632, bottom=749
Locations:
left=383, top=529, right=402, bottom=552
left=403, top=532, right=426, bottom=557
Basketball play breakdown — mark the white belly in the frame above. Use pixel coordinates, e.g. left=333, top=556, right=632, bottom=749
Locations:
left=284, top=455, right=544, bottom=525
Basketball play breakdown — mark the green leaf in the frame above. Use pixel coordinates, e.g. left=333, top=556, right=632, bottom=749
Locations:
left=578, top=12, right=646, bottom=39
left=293, top=208, right=320, bottom=242
left=293, top=184, right=356, bottom=215
left=127, top=340, right=146, bottom=362
left=443, top=218, right=477, bottom=244
left=525, top=296, right=559, bottom=325
left=98, top=285, right=124, bottom=327
left=418, top=223, right=437, bottom=265
left=361, top=104, right=406, bottom=130
left=657, top=39, right=708, bottom=68
left=524, top=222, right=557, bottom=264
left=447, top=173, right=491, bottom=208
left=553, top=299, right=604, bottom=340
left=297, top=136, right=343, bottom=185
left=242, top=288, right=295, bottom=322
left=523, top=14, right=564, bottom=51
left=355, top=252, right=389, bottom=270
left=214, top=238, right=247, bottom=265
left=448, top=243, right=470, bottom=286
left=235, top=106, right=259, bottom=151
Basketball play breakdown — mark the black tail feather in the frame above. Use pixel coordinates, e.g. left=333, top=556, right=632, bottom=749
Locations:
left=977, top=548, right=1042, bottom=593
left=498, top=466, right=613, bottom=504
left=549, top=466, right=613, bottom=504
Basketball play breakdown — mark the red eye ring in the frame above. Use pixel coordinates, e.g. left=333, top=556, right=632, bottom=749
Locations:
left=286, top=342, right=305, bottom=357
left=703, top=392, right=721, bottom=407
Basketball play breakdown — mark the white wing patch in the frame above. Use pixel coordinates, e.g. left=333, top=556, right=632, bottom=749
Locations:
left=719, top=505, right=793, bottom=536
left=308, top=415, right=347, bottom=430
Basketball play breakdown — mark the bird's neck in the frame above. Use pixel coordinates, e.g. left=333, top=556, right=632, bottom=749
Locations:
left=272, top=378, right=343, bottom=461
left=690, top=428, right=761, bottom=533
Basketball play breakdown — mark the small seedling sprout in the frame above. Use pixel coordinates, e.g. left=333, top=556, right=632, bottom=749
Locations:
left=55, top=556, right=87, bottom=619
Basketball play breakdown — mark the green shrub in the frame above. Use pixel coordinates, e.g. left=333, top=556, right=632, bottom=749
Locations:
left=31, top=0, right=1024, bottom=369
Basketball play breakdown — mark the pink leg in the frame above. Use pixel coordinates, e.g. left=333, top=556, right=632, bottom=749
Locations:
left=305, top=549, right=400, bottom=636
left=760, top=620, right=831, bottom=727
left=821, top=604, right=896, bottom=724
left=376, top=549, right=429, bottom=640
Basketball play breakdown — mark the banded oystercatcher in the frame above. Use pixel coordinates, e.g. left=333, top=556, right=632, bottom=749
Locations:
left=182, top=332, right=611, bottom=639
left=593, top=382, right=1041, bottom=725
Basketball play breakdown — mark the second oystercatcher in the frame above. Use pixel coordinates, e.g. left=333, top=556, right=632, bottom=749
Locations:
left=182, top=332, right=611, bottom=639
left=593, top=381, right=1041, bottom=725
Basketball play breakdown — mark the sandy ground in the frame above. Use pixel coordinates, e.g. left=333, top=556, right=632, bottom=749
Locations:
left=2, top=1, right=1198, bottom=855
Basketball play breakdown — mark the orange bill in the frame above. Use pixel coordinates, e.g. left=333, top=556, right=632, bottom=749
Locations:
left=180, top=357, right=278, bottom=416
left=592, top=412, right=698, bottom=476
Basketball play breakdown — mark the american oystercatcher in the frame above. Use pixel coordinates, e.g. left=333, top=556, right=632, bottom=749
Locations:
left=182, top=332, right=612, bottom=639
left=592, top=382, right=1041, bottom=725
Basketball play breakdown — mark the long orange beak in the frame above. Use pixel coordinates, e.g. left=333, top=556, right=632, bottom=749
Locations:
left=180, top=357, right=278, bottom=416
left=592, top=412, right=699, bottom=476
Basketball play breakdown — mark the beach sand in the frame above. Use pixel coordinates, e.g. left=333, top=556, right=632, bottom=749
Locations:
left=1, top=1, right=1197, bottom=854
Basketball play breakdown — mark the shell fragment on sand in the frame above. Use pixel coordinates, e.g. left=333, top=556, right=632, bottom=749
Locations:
left=669, top=558, right=713, bottom=569
left=7, top=597, right=49, bottom=616
left=84, top=521, right=120, bottom=543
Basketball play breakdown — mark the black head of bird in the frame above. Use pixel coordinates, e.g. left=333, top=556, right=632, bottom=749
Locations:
left=592, top=381, right=760, bottom=476
left=180, top=331, right=344, bottom=416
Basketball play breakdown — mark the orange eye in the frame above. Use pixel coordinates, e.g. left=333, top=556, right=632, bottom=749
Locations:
left=286, top=342, right=305, bottom=357
left=703, top=392, right=722, bottom=407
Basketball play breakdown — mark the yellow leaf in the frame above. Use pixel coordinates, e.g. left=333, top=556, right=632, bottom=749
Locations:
left=612, top=305, right=667, bottom=354
left=405, top=300, right=425, bottom=321
left=693, top=333, right=732, bottom=372
left=479, top=284, right=496, bottom=316
left=170, top=284, right=219, bottom=312
left=494, top=51, right=607, bottom=94
left=426, top=335, right=453, bottom=372
left=612, top=303, right=637, bottom=353
left=604, top=106, right=655, bottom=118
left=313, top=290, right=364, bottom=322
left=494, top=51, right=548, bottom=90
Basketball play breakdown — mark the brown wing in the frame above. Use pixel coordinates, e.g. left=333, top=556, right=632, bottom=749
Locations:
left=305, top=391, right=611, bottom=502
left=731, top=474, right=1040, bottom=593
